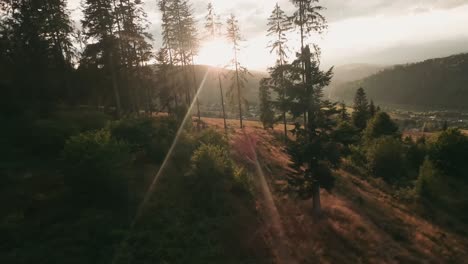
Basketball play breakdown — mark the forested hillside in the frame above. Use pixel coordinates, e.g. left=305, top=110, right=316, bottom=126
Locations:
left=324, top=63, right=386, bottom=97
left=329, top=53, right=468, bottom=109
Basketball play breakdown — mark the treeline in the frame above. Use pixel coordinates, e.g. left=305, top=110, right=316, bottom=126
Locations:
left=0, top=0, right=252, bottom=125
left=340, top=88, right=468, bottom=226
left=330, top=53, right=468, bottom=110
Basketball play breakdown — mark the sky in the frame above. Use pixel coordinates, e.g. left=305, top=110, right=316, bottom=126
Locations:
left=68, top=0, right=468, bottom=70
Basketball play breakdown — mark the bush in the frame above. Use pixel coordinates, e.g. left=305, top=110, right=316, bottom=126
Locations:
left=189, top=144, right=235, bottom=211
left=109, top=117, right=178, bottom=162
left=190, top=144, right=234, bottom=181
left=428, top=128, right=468, bottom=179
left=364, top=112, right=399, bottom=141
left=196, top=128, right=228, bottom=148
left=366, top=137, right=405, bottom=184
left=61, top=130, right=131, bottom=205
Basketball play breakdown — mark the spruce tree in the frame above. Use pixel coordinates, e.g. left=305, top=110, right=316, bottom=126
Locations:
left=339, top=101, right=350, bottom=121
left=204, top=2, right=227, bottom=130
left=352, top=87, right=370, bottom=130
left=226, top=14, right=250, bottom=128
left=2, top=0, right=74, bottom=114
left=287, top=45, right=339, bottom=216
left=289, top=0, right=327, bottom=127
left=82, top=0, right=122, bottom=115
left=267, top=3, right=292, bottom=139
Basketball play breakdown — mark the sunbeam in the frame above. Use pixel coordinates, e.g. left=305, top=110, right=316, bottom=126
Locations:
left=132, top=68, right=212, bottom=226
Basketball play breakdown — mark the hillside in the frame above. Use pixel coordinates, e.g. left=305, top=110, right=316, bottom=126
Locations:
left=329, top=53, right=468, bottom=109
left=324, top=63, right=387, bottom=98
left=200, top=120, right=468, bottom=263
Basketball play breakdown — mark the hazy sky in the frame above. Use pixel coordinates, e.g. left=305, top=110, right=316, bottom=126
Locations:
left=68, top=0, right=468, bottom=70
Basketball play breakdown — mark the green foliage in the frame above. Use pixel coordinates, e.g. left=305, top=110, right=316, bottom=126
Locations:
left=197, top=128, right=229, bottom=147
left=352, top=87, right=370, bottom=130
left=61, top=130, right=131, bottom=204
left=364, top=111, right=399, bottom=141
left=109, top=117, right=178, bottom=162
left=366, top=137, right=405, bottom=184
left=428, top=128, right=468, bottom=179
left=332, top=121, right=360, bottom=149
left=416, top=158, right=443, bottom=200
left=402, top=136, right=427, bottom=178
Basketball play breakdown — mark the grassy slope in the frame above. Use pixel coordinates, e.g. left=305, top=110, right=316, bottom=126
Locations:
left=203, top=118, right=468, bottom=264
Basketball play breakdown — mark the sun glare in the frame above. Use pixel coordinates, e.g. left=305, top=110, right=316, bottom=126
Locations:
left=195, top=39, right=232, bottom=68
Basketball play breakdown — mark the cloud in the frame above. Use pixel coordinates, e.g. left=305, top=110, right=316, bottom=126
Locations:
left=321, top=0, right=468, bottom=22
left=67, top=0, right=468, bottom=69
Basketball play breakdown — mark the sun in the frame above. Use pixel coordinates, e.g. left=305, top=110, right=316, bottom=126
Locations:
left=195, top=38, right=232, bottom=68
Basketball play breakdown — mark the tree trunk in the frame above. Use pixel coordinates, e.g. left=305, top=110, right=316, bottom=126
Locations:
left=109, top=51, right=122, bottom=118
left=218, top=71, right=228, bottom=131
left=312, top=181, right=322, bottom=217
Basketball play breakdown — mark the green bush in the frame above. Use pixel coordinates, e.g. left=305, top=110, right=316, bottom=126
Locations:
left=428, top=128, right=468, bottom=179
left=109, top=117, right=178, bottom=162
left=190, top=144, right=234, bottom=181
left=364, top=112, right=399, bottom=141
left=61, top=130, right=131, bottom=205
left=366, top=137, right=405, bottom=184
left=197, top=128, right=228, bottom=147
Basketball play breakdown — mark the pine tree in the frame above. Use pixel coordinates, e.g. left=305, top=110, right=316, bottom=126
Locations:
left=289, top=0, right=327, bottom=127
left=287, top=45, right=339, bottom=217
left=290, top=0, right=327, bottom=50
left=82, top=0, right=122, bottom=115
left=339, top=101, right=350, bottom=121
left=204, top=2, right=222, bottom=38
left=267, top=3, right=292, bottom=140
left=2, top=0, right=74, bottom=114
left=226, top=14, right=250, bottom=128
left=204, top=2, right=227, bottom=130
left=352, top=87, right=370, bottom=130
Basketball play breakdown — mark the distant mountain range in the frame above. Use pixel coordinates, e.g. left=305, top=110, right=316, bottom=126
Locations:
left=328, top=53, right=468, bottom=110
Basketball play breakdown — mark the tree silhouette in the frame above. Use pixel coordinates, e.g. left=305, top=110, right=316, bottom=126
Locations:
left=204, top=2, right=227, bottom=130
left=226, top=14, right=250, bottom=128
left=289, top=0, right=327, bottom=127
left=267, top=3, right=293, bottom=140
left=352, top=87, right=370, bottom=131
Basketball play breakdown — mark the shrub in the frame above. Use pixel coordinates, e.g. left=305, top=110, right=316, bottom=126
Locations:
left=189, top=144, right=235, bottom=211
left=428, top=128, right=468, bottom=179
left=109, top=117, right=178, bottom=162
left=190, top=144, right=234, bottom=181
left=364, top=112, right=399, bottom=141
left=366, top=137, right=405, bottom=184
left=196, top=128, right=228, bottom=148
left=61, top=130, right=131, bottom=205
